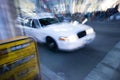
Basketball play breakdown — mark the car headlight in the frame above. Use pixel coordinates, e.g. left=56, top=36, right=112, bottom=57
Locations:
left=86, top=28, right=94, bottom=34
left=59, top=35, right=78, bottom=42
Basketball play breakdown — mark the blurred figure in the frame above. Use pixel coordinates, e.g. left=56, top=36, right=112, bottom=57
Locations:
left=71, top=12, right=87, bottom=24
left=106, top=4, right=119, bottom=17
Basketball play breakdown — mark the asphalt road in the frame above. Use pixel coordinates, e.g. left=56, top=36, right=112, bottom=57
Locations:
left=37, top=21, right=120, bottom=80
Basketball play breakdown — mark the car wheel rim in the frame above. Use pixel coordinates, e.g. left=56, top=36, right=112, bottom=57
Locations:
left=48, top=42, right=55, bottom=48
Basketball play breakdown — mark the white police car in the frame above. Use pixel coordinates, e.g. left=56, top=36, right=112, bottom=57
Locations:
left=17, top=13, right=96, bottom=51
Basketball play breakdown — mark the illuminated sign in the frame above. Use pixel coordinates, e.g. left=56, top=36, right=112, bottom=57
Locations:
left=0, top=36, right=41, bottom=80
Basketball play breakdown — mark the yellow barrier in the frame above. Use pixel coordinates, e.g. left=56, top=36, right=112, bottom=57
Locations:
left=0, top=36, right=41, bottom=80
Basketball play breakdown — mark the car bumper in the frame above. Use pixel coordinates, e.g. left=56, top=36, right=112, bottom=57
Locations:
left=57, top=33, right=95, bottom=51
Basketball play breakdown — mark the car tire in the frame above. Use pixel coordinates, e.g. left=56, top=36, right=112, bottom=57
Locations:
left=46, top=37, right=58, bottom=50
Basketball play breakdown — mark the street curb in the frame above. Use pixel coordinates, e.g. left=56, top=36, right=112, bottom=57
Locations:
left=84, top=41, right=120, bottom=80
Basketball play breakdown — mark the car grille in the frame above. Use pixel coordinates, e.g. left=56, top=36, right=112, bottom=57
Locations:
left=77, top=31, right=86, bottom=38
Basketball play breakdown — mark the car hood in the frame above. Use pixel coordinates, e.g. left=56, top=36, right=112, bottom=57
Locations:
left=42, top=22, right=91, bottom=36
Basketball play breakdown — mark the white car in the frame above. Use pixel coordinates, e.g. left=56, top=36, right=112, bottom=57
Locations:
left=17, top=13, right=96, bottom=51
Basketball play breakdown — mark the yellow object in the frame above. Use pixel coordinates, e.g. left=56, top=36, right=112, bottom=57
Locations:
left=0, top=36, right=41, bottom=80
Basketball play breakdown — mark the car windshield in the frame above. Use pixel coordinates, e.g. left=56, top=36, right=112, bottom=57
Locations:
left=39, top=18, right=59, bottom=26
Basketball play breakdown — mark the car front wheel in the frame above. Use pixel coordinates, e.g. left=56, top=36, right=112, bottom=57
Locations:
left=46, top=37, right=58, bottom=50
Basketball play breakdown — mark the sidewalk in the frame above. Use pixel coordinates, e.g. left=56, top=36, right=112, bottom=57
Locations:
left=85, top=41, right=120, bottom=80
left=41, top=64, right=65, bottom=80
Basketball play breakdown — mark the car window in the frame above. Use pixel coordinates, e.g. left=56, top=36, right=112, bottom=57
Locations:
left=39, top=18, right=59, bottom=27
left=24, top=19, right=41, bottom=28
left=32, top=19, right=41, bottom=28
left=24, top=19, right=32, bottom=27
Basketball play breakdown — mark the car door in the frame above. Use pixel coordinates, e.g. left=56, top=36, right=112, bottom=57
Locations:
left=23, top=19, right=35, bottom=37
left=25, top=19, right=46, bottom=43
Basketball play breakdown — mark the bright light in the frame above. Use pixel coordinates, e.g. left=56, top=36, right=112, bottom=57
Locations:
left=86, top=28, right=94, bottom=34
left=100, top=0, right=118, bottom=11
left=59, top=35, right=78, bottom=42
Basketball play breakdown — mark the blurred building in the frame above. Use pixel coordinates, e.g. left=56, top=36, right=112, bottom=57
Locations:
left=70, top=0, right=119, bottom=14
left=41, top=0, right=70, bottom=14
left=0, top=0, right=23, bottom=40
